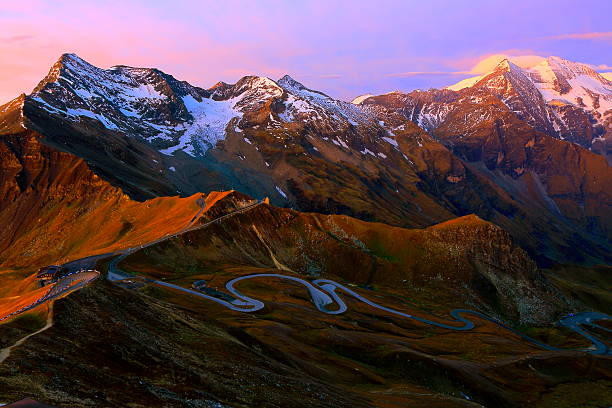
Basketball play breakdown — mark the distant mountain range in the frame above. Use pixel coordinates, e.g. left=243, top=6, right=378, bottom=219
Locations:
left=1, top=53, right=610, bottom=266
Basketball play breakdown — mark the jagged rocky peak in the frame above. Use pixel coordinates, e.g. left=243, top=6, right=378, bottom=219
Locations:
left=494, top=58, right=517, bottom=72
left=208, top=75, right=283, bottom=101
left=232, top=75, right=284, bottom=97
left=447, top=61, right=526, bottom=93
left=277, top=74, right=306, bottom=90
left=34, top=53, right=209, bottom=104
left=55, top=52, right=93, bottom=71
left=466, top=61, right=523, bottom=100
left=208, top=81, right=232, bottom=93
left=208, top=81, right=238, bottom=101
left=23, top=53, right=227, bottom=152
left=277, top=74, right=331, bottom=99
left=0, top=93, right=27, bottom=134
left=208, top=75, right=285, bottom=111
left=479, top=58, right=530, bottom=85
left=32, top=53, right=97, bottom=93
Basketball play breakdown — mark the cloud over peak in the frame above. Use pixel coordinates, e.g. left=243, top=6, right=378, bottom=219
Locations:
left=545, top=32, right=612, bottom=41
left=467, top=54, right=546, bottom=74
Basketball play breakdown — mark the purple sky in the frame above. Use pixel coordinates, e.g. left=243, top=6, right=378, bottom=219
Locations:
left=1, top=0, right=611, bottom=102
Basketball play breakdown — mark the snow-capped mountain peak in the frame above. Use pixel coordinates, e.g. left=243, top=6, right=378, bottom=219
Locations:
left=277, top=74, right=306, bottom=90
left=21, top=53, right=378, bottom=159
left=34, top=53, right=101, bottom=92
left=493, top=58, right=521, bottom=73
left=525, top=57, right=612, bottom=115
left=439, top=55, right=612, bottom=155
left=215, top=75, right=284, bottom=111
left=542, top=56, right=604, bottom=81
left=446, top=77, right=482, bottom=91
left=28, top=53, right=243, bottom=156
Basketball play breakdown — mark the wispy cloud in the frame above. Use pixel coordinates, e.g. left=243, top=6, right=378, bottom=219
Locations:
left=546, top=32, right=612, bottom=41
left=385, top=53, right=546, bottom=78
left=0, top=34, right=34, bottom=43
left=591, top=63, right=612, bottom=70
left=388, top=53, right=547, bottom=79
left=385, top=71, right=470, bottom=78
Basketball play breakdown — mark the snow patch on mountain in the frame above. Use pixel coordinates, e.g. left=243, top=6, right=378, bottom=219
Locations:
left=447, top=75, right=483, bottom=91
left=277, top=75, right=372, bottom=127
left=414, top=104, right=454, bottom=131
left=382, top=136, right=399, bottom=148
left=66, top=108, right=119, bottom=130
left=160, top=95, right=242, bottom=156
left=275, top=185, right=287, bottom=199
left=360, top=147, right=375, bottom=156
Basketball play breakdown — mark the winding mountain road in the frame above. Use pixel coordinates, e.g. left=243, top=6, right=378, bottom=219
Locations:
left=3, top=196, right=608, bottom=361
left=121, top=272, right=612, bottom=355
left=0, top=195, right=219, bottom=324
left=104, top=199, right=611, bottom=356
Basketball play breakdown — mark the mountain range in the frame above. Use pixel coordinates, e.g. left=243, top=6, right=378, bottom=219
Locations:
left=1, top=53, right=610, bottom=266
left=0, top=53, right=611, bottom=408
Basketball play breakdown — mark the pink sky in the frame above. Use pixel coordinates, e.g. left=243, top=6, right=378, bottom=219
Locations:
left=1, top=0, right=610, bottom=102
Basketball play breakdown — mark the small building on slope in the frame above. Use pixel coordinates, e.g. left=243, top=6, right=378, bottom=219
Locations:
left=36, top=265, right=65, bottom=286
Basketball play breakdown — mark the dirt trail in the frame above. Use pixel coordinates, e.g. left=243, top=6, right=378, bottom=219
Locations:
left=0, top=303, right=54, bottom=364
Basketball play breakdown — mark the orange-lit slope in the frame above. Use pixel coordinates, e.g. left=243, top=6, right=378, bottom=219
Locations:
left=0, top=129, right=231, bottom=271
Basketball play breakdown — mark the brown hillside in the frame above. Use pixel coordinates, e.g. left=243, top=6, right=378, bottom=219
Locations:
left=122, top=205, right=568, bottom=324
left=0, top=129, right=238, bottom=284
